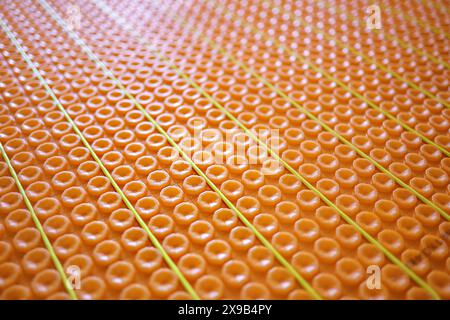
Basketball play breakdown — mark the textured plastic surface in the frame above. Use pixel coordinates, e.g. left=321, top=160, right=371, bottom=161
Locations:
left=0, top=0, right=449, bottom=300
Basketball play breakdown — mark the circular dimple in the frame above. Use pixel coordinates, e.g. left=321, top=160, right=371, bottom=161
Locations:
left=212, top=208, right=238, bottom=232
left=272, top=231, right=298, bottom=258
left=5, top=209, right=32, bottom=233
left=381, top=264, right=411, bottom=293
left=53, top=234, right=81, bottom=260
left=18, top=166, right=43, bottom=187
left=410, top=177, right=434, bottom=198
left=229, top=226, right=255, bottom=251
left=336, top=258, right=364, bottom=286
left=374, top=199, right=400, bottom=222
left=274, top=201, right=299, bottom=224
left=414, top=205, right=441, bottom=228
left=160, top=185, right=184, bottom=207
left=148, top=214, right=174, bottom=240
left=356, top=211, right=382, bottom=236
left=314, top=237, right=341, bottom=264
left=396, top=217, right=423, bottom=240
left=266, top=267, right=296, bottom=296
left=61, top=186, right=87, bottom=208
left=111, top=165, right=135, bottom=186
left=64, top=254, right=94, bottom=278
left=240, top=282, right=270, bottom=300
left=296, top=190, right=321, bottom=211
left=0, top=192, right=22, bottom=214
left=120, top=284, right=151, bottom=300
left=221, top=259, right=250, bottom=289
left=77, top=161, right=101, bottom=181
left=392, top=188, right=417, bottom=209
left=183, top=175, right=207, bottom=195
left=184, top=219, right=213, bottom=245
left=335, top=224, right=363, bottom=250
left=335, top=168, right=358, bottom=189
left=81, top=221, right=109, bottom=246
left=291, top=251, right=320, bottom=280
left=205, top=165, right=228, bottom=185
left=135, top=196, right=160, bottom=219
left=298, top=164, right=321, bottom=184
left=357, top=244, right=385, bottom=267
left=254, top=213, right=279, bottom=238
left=197, top=191, right=222, bottom=213
left=108, top=209, right=135, bottom=232
left=147, top=170, right=170, bottom=191
left=278, top=174, right=302, bottom=194
left=101, top=151, right=125, bottom=170
left=0, top=262, right=21, bottom=290
left=241, top=169, right=265, bottom=189
left=79, top=276, right=106, bottom=300
left=247, top=246, right=274, bottom=272
left=21, top=247, right=51, bottom=275
left=377, top=230, right=405, bottom=255
left=317, top=154, right=339, bottom=173
left=401, top=249, right=430, bottom=276
left=134, top=247, right=163, bottom=274
left=134, top=155, right=157, bottom=175
left=257, top=185, right=282, bottom=206
left=312, top=273, right=342, bottom=300
left=195, top=275, right=224, bottom=300
left=204, top=240, right=232, bottom=266
left=71, top=203, right=97, bottom=227
left=31, top=269, right=61, bottom=299
left=315, top=206, right=340, bottom=230
left=170, top=160, right=193, bottom=180
left=420, top=235, right=448, bottom=261
left=354, top=183, right=378, bottom=205
left=121, top=227, right=148, bottom=252
left=220, top=180, right=244, bottom=201
left=173, top=202, right=198, bottom=226
left=236, top=196, right=261, bottom=219
left=51, top=171, right=77, bottom=191
left=149, top=268, right=179, bottom=298
left=316, top=178, right=339, bottom=200
left=335, top=194, right=360, bottom=217
left=13, top=227, right=41, bottom=253
left=163, top=233, right=189, bottom=260
left=43, top=215, right=71, bottom=240
left=372, top=173, right=396, bottom=193
left=97, top=192, right=122, bottom=213
left=294, top=218, right=320, bottom=243
left=105, top=261, right=136, bottom=290
left=178, top=253, right=206, bottom=282
left=25, top=182, right=52, bottom=203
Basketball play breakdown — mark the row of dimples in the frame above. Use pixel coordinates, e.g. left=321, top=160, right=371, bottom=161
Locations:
left=0, top=0, right=315, bottom=300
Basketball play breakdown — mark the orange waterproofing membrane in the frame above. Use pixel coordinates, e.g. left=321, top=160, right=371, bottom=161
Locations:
left=0, top=0, right=449, bottom=300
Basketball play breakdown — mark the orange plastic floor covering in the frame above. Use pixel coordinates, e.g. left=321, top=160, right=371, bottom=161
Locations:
left=0, top=0, right=449, bottom=300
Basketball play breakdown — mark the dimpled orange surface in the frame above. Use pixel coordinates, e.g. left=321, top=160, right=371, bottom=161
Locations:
left=0, top=0, right=449, bottom=300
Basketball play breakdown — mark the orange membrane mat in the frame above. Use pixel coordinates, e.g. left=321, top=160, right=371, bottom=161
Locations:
left=0, top=0, right=449, bottom=300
